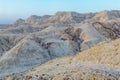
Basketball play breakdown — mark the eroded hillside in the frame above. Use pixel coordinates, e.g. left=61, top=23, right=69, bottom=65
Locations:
left=4, top=39, right=120, bottom=80
left=0, top=10, right=120, bottom=79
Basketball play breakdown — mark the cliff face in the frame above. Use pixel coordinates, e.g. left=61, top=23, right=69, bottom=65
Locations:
left=0, top=10, right=120, bottom=79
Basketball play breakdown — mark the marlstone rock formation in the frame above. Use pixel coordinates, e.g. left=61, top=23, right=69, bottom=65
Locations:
left=0, top=10, right=120, bottom=79
left=3, top=39, right=120, bottom=80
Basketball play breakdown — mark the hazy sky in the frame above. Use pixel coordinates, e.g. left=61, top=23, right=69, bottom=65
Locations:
left=0, top=0, right=120, bottom=24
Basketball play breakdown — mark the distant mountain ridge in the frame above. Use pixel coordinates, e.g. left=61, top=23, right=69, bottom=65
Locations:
left=10, top=10, right=120, bottom=26
left=0, top=24, right=9, bottom=27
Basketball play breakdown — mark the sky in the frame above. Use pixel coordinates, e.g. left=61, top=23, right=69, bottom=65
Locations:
left=0, top=0, right=120, bottom=24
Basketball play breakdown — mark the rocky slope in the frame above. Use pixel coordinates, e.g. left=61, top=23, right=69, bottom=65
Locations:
left=0, top=10, right=120, bottom=79
left=3, top=38, right=120, bottom=80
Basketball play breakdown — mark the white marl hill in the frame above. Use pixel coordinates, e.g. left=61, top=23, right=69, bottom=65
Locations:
left=0, top=10, right=120, bottom=79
